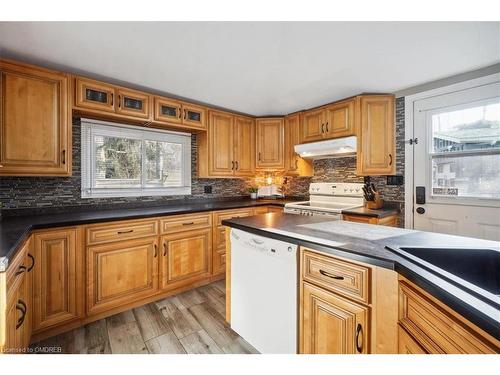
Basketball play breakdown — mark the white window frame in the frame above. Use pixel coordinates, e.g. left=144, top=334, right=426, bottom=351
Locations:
left=404, top=72, right=500, bottom=228
left=81, top=118, right=191, bottom=198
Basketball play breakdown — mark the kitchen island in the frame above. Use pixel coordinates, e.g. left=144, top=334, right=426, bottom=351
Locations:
left=222, top=212, right=500, bottom=353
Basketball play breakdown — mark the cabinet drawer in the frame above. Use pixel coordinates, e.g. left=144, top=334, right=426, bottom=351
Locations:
left=86, top=219, right=159, bottom=245
left=214, top=208, right=254, bottom=226
left=399, top=280, right=499, bottom=354
left=160, top=213, right=212, bottom=234
left=302, top=250, right=370, bottom=304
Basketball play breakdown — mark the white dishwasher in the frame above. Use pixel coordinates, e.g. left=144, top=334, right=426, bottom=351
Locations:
left=230, top=228, right=298, bottom=354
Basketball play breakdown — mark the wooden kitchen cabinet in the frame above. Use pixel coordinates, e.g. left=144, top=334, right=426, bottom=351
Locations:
left=160, top=228, right=212, bottom=289
left=154, top=96, right=183, bottom=125
left=75, top=77, right=115, bottom=113
left=300, top=108, right=325, bottom=143
left=115, top=87, right=151, bottom=119
left=356, top=95, right=395, bottom=175
left=0, top=59, right=71, bottom=176
left=301, top=281, right=369, bottom=354
left=233, top=115, right=255, bottom=176
left=87, top=237, right=159, bottom=315
left=256, top=117, right=285, bottom=169
left=398, top=326, right=427, bottom=354
left=32, top=228, right=83, bottom=333
left=342, top=213, right=397, bottom=227
left=285, top=113, right=312, bottom=176
left=324, top=99, right=355, bottom=138
left=198, top=111, right=255, bottom=178
left=182, top=103, right=207, bottom=130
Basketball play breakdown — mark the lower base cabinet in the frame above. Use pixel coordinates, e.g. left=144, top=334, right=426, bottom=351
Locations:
left=301, top=281, right=369, bottom=354
left=87, top=237, right=159, bottom=315
left=32, top=228, right=83, bottom=333
left=160, top=228, right=212, bottom=289
left=5, top=273, right=29, bottom=353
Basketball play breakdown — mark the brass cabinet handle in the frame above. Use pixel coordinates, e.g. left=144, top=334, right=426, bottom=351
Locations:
left=178, top=107, right=182, bottom=119
left=356, top=323, right=363, bottom=353
left=62, top=149, right=66, bottom=164
left=163, top=241, right=167, bottom=257
left=117, top=229, right=133, bottom=234
left=319, top=269, right=344, bottom=280
left=389, top=153, right=393, bottom=166
left=16, top=299, right=27, bottom=329
left=27, top=254, right=35, bottom=272
left=184, top=109, right=187, bottom=120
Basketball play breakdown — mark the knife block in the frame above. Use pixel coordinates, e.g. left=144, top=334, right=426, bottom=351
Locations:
left=365, top=193, right=383, bottom=209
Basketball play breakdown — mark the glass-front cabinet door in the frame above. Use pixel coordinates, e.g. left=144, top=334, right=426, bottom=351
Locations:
left=75, top=77, right=115, bottom=113
left=116, top=88, right=151, bottom=119
left=154, top=97, right=183, bottom=124
left=182, top=103, right=207, bottom=130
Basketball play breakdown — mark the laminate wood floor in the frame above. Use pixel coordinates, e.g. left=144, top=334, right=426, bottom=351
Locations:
left=31, top=280, right=259, bottom=354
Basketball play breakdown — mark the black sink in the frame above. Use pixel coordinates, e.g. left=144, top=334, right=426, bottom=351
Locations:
left=388, top=246, right=500, bottom=306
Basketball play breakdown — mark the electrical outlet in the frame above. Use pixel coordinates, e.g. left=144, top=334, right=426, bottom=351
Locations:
left=204, top=185, right=213, bottom=194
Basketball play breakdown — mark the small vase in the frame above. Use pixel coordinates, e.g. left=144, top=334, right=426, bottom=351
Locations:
left=250, top=193, right=257, bottom=200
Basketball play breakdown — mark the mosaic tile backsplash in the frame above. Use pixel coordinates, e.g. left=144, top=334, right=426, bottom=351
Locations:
left=0, top=98, right=405, bottom=225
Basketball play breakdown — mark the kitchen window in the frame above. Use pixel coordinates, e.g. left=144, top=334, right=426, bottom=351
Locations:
left=81, top=119, right=191, bottom=198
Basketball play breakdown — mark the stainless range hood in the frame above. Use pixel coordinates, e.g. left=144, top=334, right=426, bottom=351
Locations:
left=294, top=136, right=357, bottom=159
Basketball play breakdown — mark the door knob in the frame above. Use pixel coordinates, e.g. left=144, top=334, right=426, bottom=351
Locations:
left=416, top=207, right=425, bottom=215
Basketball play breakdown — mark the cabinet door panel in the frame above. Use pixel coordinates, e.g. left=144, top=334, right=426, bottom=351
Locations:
left=87, top=237, right=158, bottom=315
left=0, top=61, right=70, bottom=175
left=33, top=228, right=82, bottom=332
left=233, top=116, right=255, bottom=176
left=208, top=111, right=234, bottom=176
left=300, top=109, right=325, bottom=143
left=301, top=282, right=369, bottom=354
left=256, top=118, right=285, bottom=169
left=325, top=99, right=355, bottom=138
left=4, top=276, right=27, bottom=353
left=182, top=103, right=207, bottom=130
left=357, top=95, right=395, bottom=175
left=154, top=97, right=182, bottom=124
left=75, top=77, right=115, bottom=113
left=160, top=228, right=211, bottom=289
left=285, top=113, right=312, bottom=176
left=116, top=88, right=151, bottom=119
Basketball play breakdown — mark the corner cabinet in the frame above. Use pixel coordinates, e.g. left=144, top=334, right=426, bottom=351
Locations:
left=256, top=117, right=285, bottom=170
left=198, top=111, right=255, bottom=178
left=285, top=113, right=312, bottom=176
left=0, top=60, right=71, bottom=176
left=356, top=95, right=395, bottom=175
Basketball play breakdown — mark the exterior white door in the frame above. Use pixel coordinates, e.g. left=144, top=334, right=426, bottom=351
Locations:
left=412, top=81, right=500, bottom=240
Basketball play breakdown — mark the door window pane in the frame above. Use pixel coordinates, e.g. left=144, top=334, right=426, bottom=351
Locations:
left=431, top=153, right=500, bottom=198
left=94, top=135, right=142, bottom=188
left=145, top=140, right=183, bottom=187
left=432, top=101, right=500, bottom=153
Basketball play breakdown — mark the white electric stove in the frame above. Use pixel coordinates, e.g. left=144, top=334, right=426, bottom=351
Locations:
left=284, top=182, right=364, bottom=219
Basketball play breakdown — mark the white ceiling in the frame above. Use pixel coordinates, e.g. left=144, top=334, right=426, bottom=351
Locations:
left=0, top=22, right=499, bottom=116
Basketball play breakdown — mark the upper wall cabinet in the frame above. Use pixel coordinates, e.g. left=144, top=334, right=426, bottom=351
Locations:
left=74, top=77, right=152, bottom=122
left=0, top=60, right=71, bottom=176
left=300, top=99, right=356, bottom=143
left=154, top=97, right=207, bottom=131
left=356, top=95, right=395, bottom=175
left=198, top=111, right=255, bottom=178
left=256, top=118, right=285, bottom=170
left=285, top=113, right=312, bottom=176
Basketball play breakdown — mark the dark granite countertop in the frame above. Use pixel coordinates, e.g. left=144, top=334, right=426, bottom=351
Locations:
left=0, top=198, right=297, bottom=270
left=222, top=213, right=500, bottom=340
left=341, top=206, right=399, bottom=218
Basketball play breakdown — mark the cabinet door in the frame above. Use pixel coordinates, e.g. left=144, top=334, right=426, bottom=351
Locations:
left=4, top=276, right=28, bottom=353
left=233, top=116, right=255, bottom=176
left=160, top=228, right=211, bottom=289
left=357, top=95, right=395, bottom=175
left=301, top=282, right=369, bottom=354
left=182, top=103, right=207, bottom=130
left=324, top=99, right=355, bottom=138
left=75, top=77, right=115, bottom=113
left=300, top=108, right=325, bottom=143
left=33, top=228, right=82, bottom=332
left=154, top=96, right=182, bottom=125
left=208, top=111, right=234, bottom=176
left=116, top=88, right=151, bottom=119
left=0, top=61, right=70, bottom=176
left=212, top=226, right=227, bottom=276
left=256, top=118, right=285, bottom=169
left=87, top=237, right=159, bottom=315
